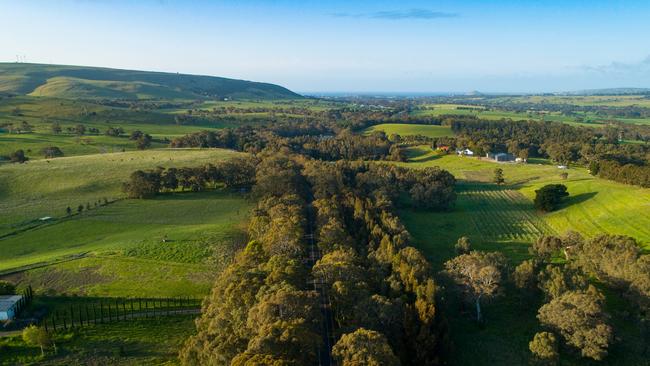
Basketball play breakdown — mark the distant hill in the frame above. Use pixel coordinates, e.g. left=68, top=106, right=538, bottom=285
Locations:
left=563, top=87, right=650, bottom=96
left=0, top=63, right=301, bottom=100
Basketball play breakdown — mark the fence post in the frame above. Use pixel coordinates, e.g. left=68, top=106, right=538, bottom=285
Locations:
left=70, top=307, right=75, bottom=328
left=79, top=305, right=84, bottom=326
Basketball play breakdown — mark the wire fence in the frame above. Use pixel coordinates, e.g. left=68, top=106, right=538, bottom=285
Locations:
left=41, top=296, right=202, bottom=333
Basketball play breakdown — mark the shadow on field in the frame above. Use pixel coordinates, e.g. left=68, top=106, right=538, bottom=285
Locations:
left=409, top=153, right=443, bottom=163
left=561, top=191, right=598, bottom=208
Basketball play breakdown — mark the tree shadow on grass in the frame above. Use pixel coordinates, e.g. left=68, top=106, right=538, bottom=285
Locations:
left=410, top=153, right=443, bottom=163
left=559, top=191, right=598, bottom=209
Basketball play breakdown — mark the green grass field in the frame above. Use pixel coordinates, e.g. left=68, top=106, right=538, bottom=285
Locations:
left=0, top=148, right=251, bottom=297
left=0, top=316, right=195, bottom=365
left=401, top=147, right=650, bottom=248
left=413, top=103, right=650, bottom=127
left=396, top=147, right=650, bottom=365
left=0, top=148, right=243, bottom=229
left=363, top=123, right=453, bottom=138
left=0, top=190, right=250, bottom=273
left=0, top=96, right=246, bottom=160
left=490, top=94, right=650, bottom=108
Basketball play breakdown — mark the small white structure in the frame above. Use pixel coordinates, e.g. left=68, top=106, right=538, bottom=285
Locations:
left=0, top=295, right=23, bottom=321
left=456, top=148, right=474, bottom=156
left=515, top=157, right=526, bottom=163
left=557, top=165, right=568, bottom=169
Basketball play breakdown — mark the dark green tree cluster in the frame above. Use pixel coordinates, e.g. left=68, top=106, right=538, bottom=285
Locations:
left=304, top=159, right=454, bottom=365
left=41, top=146, right=64, bottom=158
left=105, top=126, right=124, bottom=137
left=122, top=156, right=257, bottom=198
left=4, top=149, right=28, bottom=163
left=589, top=159, right=650, bottom=188
left=179, top=155, right=321, bottom=366
left=170, top=124, right=402, bottom=161
left=534, top=184, right=569, bottom=212
left=516, top=232, right=649, bottom=362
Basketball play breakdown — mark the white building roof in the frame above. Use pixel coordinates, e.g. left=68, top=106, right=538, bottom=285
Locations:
left=0, top=295, right=22, bottom=312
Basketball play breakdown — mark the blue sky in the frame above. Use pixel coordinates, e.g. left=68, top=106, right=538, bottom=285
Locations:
left=2, top=0, right=650, bottom=93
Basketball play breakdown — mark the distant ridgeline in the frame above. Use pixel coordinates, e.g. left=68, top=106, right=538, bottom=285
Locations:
left=0, top=63, right=301, bottom=100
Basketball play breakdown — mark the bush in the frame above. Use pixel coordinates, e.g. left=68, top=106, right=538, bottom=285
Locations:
left=0, top=280, right=16, bottom=295
left=41, top=146, right=64, bottom=158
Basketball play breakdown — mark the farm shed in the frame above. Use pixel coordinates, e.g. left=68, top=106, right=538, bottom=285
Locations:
left=0, top=295, right=23, bottom=321
left=486, top=152, right=515, bottom=162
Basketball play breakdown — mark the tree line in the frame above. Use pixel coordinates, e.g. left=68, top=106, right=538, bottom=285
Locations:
left=178, top=152, right=457, bottom=365
left=122, top=156, right=257, bottom=198
left=445, top=118, right=650, bottom=187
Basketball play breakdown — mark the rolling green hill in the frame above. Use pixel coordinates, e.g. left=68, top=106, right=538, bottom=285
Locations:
left=0, top=63, right=301, bottom=100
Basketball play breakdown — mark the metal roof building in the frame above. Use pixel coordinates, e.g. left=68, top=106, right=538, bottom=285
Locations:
left=0, top=295, right=23, bottom=321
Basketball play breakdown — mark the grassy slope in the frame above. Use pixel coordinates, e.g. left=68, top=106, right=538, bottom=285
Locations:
left=363, top=123, right=453, bottom=138
left=396, top=147, right=649, bottom=365
left=0, top=148, right=252, bottom=297
left=0, top=148, right=242, bottom=227
left=414, top=103, right=650, bottom=127
left=0, top=316, right=195, bottom=365
left=401, top=147, right=650, bottom=247
left=0, top=191, right=250, bottom=274
left=0, top=62, right=301, bottom=100
left=0, top=96, right=241, bottom=160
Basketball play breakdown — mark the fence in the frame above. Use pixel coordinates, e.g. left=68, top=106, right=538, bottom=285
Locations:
left=41, top=296, right=202, bottom=333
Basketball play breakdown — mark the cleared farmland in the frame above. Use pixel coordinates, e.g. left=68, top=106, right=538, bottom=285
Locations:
left=363, top=123, right=454, bottom=138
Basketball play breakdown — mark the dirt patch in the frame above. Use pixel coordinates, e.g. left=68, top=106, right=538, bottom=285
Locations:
left=0, top=264, right=114, bottom=296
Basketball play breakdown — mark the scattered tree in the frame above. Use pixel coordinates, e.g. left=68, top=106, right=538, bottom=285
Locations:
left=513, top=259, right=538, bottom=292
left=41, top=146, right=64, bottom=158
left=493, top=168, right=505, bottom=185
left=10, top=150, right=28, bottom=163
left=74, top=124, right=86, bottom=135
left=136, top=133, right=152, bottom=150
left=0, top=280, right=16, bottom=295
left=534, top=184, right=568, bottom=212
left=444, top=251, right=507, bottom=323
left=454, top=236, right=471, bottom=255
left=529, top=331, right=559, bottom=365
left=22, top=325, right=51, bottom=356
left=537, top=287, right=612, bottom=360
left=51, top=122, right=62, bottom=134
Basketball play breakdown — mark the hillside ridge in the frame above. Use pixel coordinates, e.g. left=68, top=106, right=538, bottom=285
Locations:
left=0, top=62, right=302, bottom=100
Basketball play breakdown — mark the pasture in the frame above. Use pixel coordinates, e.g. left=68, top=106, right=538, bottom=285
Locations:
left=0, top=148, right=251, bottom=297
left=0, top=190, right=251, bottom=283
left=363, top=123, right=453, bottom=138
left=400, top=147, right=650, bottom=248
left=413, top=103, right=650, bottom=127
left=0, top=316, right=195, bottom=365
left=0, top=148, right=243, bottom=229
left=397, top=148, right=650, bottom=365
left=0, top=96, right=242, bottom=160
